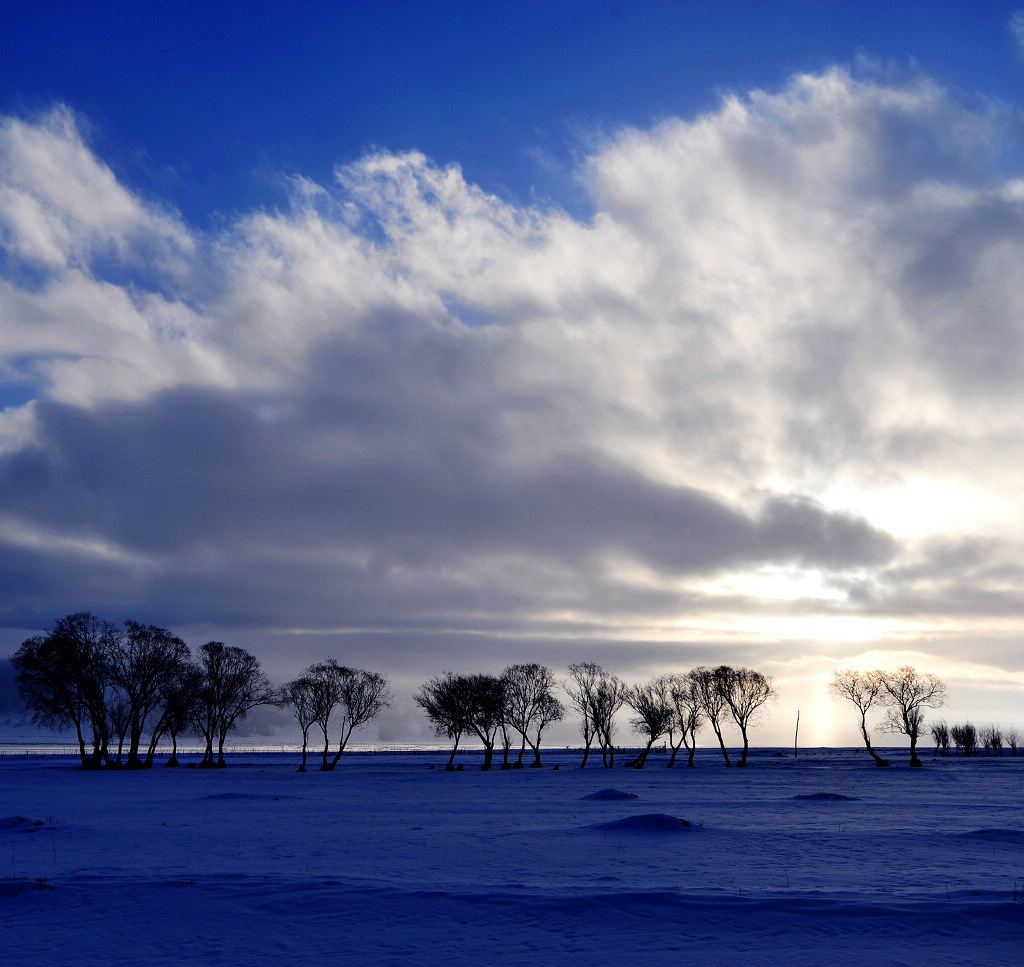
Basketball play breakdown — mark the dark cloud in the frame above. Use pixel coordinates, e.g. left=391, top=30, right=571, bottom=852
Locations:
left=0, top=341, right=895, bottom=631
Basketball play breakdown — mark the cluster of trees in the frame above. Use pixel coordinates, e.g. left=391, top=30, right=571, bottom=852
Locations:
left=416, top=662, right=774, bottom=771
left=12, top=612, right=277, bottom=769
left=283, top=660, right=391, bottom=772
left=929, top=721, right=1020, bottom=757
left=828, top=666, right=947, bottom=767
left=415, top=664, right=565, bottom=771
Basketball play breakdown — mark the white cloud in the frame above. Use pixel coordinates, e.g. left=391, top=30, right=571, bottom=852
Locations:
left=3, top=69, right=1024, bottom=723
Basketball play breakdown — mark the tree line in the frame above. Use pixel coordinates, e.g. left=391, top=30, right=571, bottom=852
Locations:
left=415, top=662, right=775, bottom=770
left=16, top=612, right=1001, bottom=773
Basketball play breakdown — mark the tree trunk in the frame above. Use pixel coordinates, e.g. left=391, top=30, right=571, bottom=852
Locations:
left=710, top=720, right=732, bottom=767
left=579, top=742, right=591, bottom=769
left=446, top=734, right=460, bottom=771
left=736, top=729, right=749, bottom=767
left=481, top=743, right=494, bottom=771
left=859, top=714, right=889, bottom=767
left=74, top=720, right=88, bottom=769
left=166, top=730, right=180, bottom=767
left=632, top=740, right=654, bottom=769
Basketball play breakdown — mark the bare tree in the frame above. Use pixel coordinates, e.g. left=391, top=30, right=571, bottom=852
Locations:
left=11, top=612, right=119, bottom=770
left=283, top=675, right=318, bottom=772
left=105, top=688, right=131, bottom=767
left=145, top=658, right=201, bottom=767
left=828, top=669, right=890, bottom=767
left=415, top=672, right=474, bottom=770
left=930, top=720, right=950, bottom=758
left=716, top=665, right=774, bottom=767
left=593, top=671, right=627, bottom=768
left=690, top=666, right=733, bottom=767
left=664, top=672, right=704, bottom=767
left=565, top=662, right=601, bottom=768
left=502, top=663, right=564, bottom=768
left=950, top=722, right=978, bottom=757
left=879, top=666, right=946, bottom=767
left=107, top=621, right=191, bottom=769
left=980, top=724, right=1003, bottom=757
left=625, top=677, right=674, bottom=768
left=463, top=673, right=506, bottom=771
left=190, top=641, right=276, bottom=768
left=1007, top=727, right=1020, bottom=757
left=320, top=665, right=391, bottom=770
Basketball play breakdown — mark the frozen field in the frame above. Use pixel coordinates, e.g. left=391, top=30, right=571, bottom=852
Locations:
left=2, top=748, right=1024, bottom=966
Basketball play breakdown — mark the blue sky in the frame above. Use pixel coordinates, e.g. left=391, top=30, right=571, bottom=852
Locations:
left=5, top=1, right=1024, bottom=223
left=4, top=2, right=1024, bottom=745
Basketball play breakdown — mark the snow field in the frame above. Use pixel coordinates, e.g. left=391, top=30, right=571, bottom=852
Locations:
left=2, top=749, right=1024, bottom=966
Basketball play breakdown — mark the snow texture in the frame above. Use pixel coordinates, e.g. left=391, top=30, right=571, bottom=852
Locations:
left=2, top=748, right=1024, bottom=966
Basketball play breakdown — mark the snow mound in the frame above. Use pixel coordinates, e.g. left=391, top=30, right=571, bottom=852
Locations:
left=792, top=793, right=860, bottom=801
left=591, top=813, right=692, bottom=832
left=962, top=828, right=1024, bottom=843
left=582, top=788, right=639, bottom=800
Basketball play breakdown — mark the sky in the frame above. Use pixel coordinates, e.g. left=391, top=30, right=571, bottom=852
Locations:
left=3, top=1, right=1024, bottom=747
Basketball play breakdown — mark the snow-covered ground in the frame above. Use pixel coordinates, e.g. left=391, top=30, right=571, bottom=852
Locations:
left=2, top=747, right=1023, bottom=966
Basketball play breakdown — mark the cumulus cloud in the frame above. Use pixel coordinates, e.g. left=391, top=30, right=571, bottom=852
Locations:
left=3, top=70, right=1024, bottom=718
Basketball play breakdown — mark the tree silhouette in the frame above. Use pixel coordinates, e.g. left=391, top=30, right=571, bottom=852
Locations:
left=828, top=669, right=889, bottom=767
left=189, top=641, right=275, bottom=768
left=283, top=675, right=318, bottom=772
left=565, top=662, right=601, bottom=768
left=879, top=665, right=946, bottom=767
left=415, top=672, right=474, bottom=770
left=690, top=666, right=733, bottom=767
left=321, top=664, right=391, bottom=770
left=717, top=665, right=774, bottom=767
left=107, top=621, right=190, bottom=769
left=625, top=677, right=674, bottom=768
left=502, top=663, right=563, bottom=768
left=664, top=672, right=705, bottom=767
left=11, top=612, right=119, bottom=769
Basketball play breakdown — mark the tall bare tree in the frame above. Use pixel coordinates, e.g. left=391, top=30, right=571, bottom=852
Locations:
left=590, top=668, right=627, bottom=768
left=717, top=665, right=775, bottom=767
left=415, top=672, right=474, bottom=770
left=828, top=669, right=890, bottom=767
left=565, top=662, right=601, bottom=768
left=664, top=672, right=705, bottom=767
left=107, top=621, right=190, bottom=769
left=11, top=612, right=119, bottom=770
left=283, top=675, right=318, bottom=772
left=190, top=641, right=275, bottom=768
left=502, top=663, right=564, bottom=768
left=145, top=657, right=201, bottom=767
left=879, top=665, right=946, bottom=767
left=689, top=665, right=733, bottom=767
left=625, top=677, right=674, bottom=768
left=322, top=665, right=391, bottom=770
